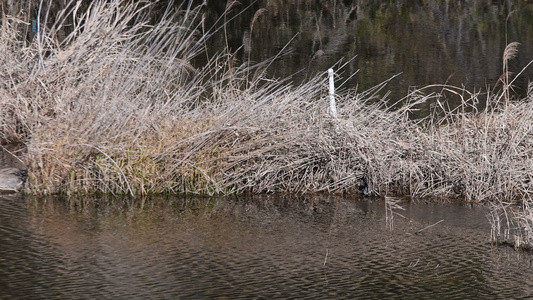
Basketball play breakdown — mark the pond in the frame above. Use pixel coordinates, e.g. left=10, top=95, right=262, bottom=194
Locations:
left=1, top=194, right=532, bottom=299
left=203, top=0, right=533, bottom=113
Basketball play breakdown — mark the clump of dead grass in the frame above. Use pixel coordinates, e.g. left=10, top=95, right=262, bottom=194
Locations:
left=1, top=0, right=533, bottom=224
left=0, top=0, right=423, bottom=197
left=5, top=0, right=533, bottom=249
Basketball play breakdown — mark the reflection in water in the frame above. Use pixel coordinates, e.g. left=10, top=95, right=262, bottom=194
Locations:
left=204, top=0, right=533, bottom=113
left=0, top=194, right=533, bottom=299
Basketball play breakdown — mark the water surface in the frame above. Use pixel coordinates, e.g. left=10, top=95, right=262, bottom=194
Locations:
left=1, top=194, right=532, bottom=299
left=203, top=0, right=533, bottom=114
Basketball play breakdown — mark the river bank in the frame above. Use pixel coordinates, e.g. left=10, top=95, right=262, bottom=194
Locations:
left=1, top=1, right=533, bottom=248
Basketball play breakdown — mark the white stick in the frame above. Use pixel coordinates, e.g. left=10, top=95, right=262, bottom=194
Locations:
left=328, top=68, right=337, bottom=118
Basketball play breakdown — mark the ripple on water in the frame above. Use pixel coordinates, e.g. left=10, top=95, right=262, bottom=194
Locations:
left=0, top=196, right=532, bottom=299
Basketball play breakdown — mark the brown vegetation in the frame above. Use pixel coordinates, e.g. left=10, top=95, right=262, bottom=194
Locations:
left=1, top=1, right=533, bottom=247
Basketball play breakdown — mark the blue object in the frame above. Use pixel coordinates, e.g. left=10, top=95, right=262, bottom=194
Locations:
left=32, top=19, right=38, bottom=33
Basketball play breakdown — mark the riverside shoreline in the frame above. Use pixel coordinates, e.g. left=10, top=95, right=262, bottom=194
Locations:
left=1, top=0, right=533, bottom=248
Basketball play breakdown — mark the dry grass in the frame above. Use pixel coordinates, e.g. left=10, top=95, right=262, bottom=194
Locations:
left=0, top=0, right=419, bottom=197
left=3, top=1, right=533, bottom=247
left=0, top=0, right=528, bottom=197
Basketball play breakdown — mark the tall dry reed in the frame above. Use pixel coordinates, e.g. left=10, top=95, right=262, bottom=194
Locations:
left=0, top=0, right=421, bottom=197
left=1, top=0, right=533, bottom=228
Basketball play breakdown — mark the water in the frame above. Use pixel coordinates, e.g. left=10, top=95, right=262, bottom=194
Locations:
left=203, top=0, right=533, bottom=113
left=1, top=194, right=532, bottom=299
